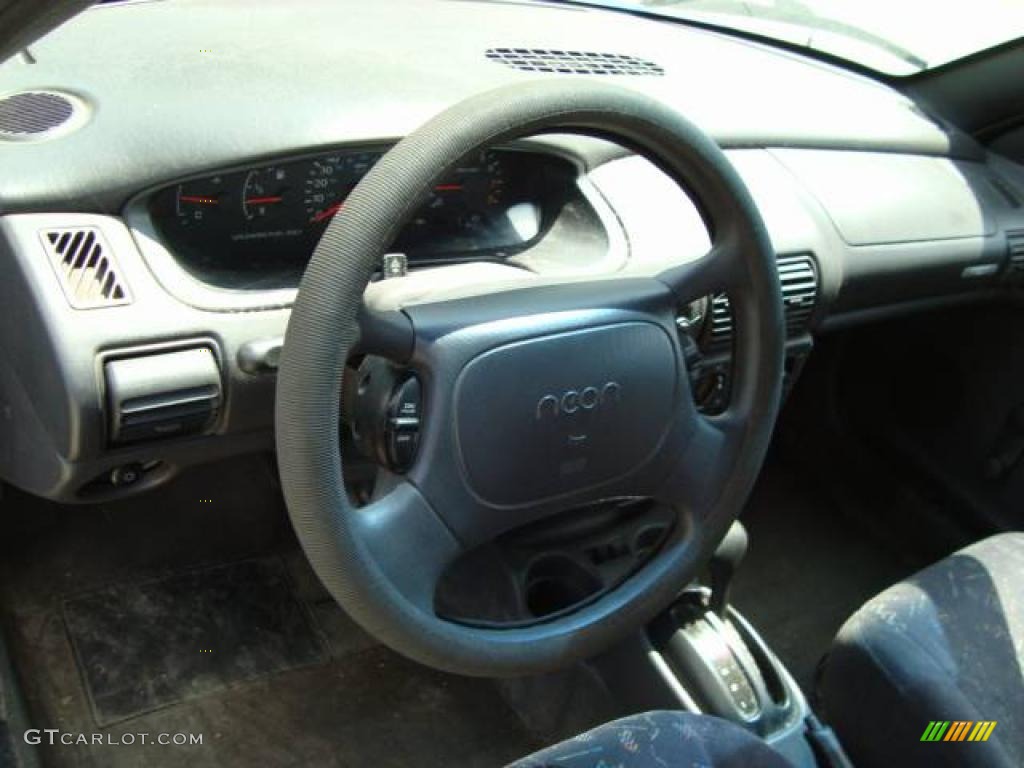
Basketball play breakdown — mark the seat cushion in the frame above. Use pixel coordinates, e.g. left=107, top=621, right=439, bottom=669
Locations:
left=506, top=710, right=791, bottom=767
left=820, top=532, right=1024, bottom=768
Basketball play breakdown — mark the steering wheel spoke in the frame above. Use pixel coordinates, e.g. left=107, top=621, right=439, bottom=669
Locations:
left=657, top=239, right=743, bottom=308
left=355, top=303, right=415, bottom=362
left=352, top=481, right=463, bottom=613
left=655, top=410, right=744, bottom=518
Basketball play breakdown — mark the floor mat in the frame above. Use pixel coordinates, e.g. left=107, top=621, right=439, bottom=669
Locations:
left=1, top=460, right=539, bottom=767
left=63, top=557, right=325, bottom=725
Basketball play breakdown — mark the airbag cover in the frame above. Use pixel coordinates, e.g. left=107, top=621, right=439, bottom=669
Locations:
left=454, top=322, right=677, bottom=507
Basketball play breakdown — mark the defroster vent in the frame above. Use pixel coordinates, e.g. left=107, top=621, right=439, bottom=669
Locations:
left=40, top=228, right=132, bottom=309
left=485, top=48, right=664, bottom=76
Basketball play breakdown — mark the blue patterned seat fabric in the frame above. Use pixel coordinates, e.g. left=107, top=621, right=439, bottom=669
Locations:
left=507, top=710, right=792, bottom=767
left=820, top=532, right=1024, bottom=768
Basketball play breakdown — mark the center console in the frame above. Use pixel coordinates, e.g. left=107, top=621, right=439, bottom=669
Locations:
left=649, top=589, right=807, bottom=741
left=593, top=523, right=847, bottom=768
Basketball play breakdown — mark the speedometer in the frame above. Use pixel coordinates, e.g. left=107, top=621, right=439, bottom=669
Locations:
left=303, top=152, right=375, bottom=225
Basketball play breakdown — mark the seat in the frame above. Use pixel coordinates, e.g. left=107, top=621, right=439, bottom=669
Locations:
left=820, top=532, right=1024, bottom=768
left=509, top=533, right=1024, bottom=768
left=506, top=711, right=792, bottom=767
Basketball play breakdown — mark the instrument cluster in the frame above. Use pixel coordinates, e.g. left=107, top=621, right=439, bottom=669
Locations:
left=147, top=146, right=577, bottom=289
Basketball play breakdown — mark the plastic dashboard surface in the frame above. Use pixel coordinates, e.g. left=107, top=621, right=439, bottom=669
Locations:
left=146, top=147, right=577, bottom=290
left=1, top=0, right=1023, bottom=508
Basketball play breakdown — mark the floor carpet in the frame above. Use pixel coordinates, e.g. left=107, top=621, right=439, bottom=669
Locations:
left=0, top=450, right=948, bottom=765
left=0, top=458, right=539, bottom=768
left=63, top=557, right=326, bottom=726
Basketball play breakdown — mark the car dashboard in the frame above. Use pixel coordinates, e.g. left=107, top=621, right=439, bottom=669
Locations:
left=1, top=0, right=1024, bottom=503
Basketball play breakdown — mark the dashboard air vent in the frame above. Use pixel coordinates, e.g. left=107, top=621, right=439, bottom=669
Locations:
left=40, top=228, right=131, bottom=309
left=708, top=293, right=733, bottom=352
left=485, top=48, right=664, bottom=76
left=777, top=253, right=818, bottom=334
left=706, top=253, right=818, bottom=351
left=0, top=91, right=85, bottom=141
left=1008, top=230, right=1024, bottom=275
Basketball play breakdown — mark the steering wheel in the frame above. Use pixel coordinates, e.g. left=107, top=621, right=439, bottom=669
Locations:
left=275, top=80, right=783, bottom=676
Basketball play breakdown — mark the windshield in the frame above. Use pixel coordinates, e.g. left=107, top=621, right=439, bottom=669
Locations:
left=559, top=0, right=1024, bottom=76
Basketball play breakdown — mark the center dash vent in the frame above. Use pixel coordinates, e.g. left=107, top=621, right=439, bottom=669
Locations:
left=777, top=253, right=818, bottom=333
left=706, top=253, right=818, bottom=351
left=1008, top=229, right=1024, bottom=276
left=40, top=228, right=132, bottom=309
left=485, top=48, right=664, bottom=76
left=708, top=293, right=733, bottom=352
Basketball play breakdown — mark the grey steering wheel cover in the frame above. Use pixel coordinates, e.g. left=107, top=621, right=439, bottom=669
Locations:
left=275, top=80, right=783, bottom=676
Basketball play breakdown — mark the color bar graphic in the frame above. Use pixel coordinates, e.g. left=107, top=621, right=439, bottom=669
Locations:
left=921, top=721, right=996, bottom=742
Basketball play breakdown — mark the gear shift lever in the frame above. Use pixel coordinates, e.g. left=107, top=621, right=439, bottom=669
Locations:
left=649, top=521, right=813, bottom=741
left=708, top=521, right=748, bottom=616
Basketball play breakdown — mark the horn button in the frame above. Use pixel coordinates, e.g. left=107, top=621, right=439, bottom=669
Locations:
left=454, top=322, right=679, bottom=507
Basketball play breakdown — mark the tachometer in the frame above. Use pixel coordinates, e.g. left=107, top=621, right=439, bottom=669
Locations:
left=423, top=150, right=506, bottom=212
left=481, top=151, right=507, bottom=206
left=405, top=150, right=512, bottom=245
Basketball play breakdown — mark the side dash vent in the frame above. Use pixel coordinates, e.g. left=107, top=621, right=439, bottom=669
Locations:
left=706, top=253, right=818, bottom=351
left=1008, top=229, right=1024, bottom=276
left=40, top=228, right=132, bottom=309
left=485, top=48, right=664, bottom=76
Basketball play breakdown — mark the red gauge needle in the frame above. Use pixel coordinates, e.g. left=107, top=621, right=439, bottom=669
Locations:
left=179, top=195, right=219, bottom=204
left=245, top=196, right=284, bottom=205
left=311, top=201, right=344, bottom=223
left=434, top=184, right=463, bottom=192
